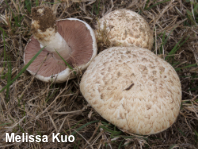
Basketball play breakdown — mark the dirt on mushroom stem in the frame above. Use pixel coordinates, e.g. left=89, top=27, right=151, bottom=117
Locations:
left=31, top=6, right=57, bottom=33
left=30, top=6, right=72, bottom=61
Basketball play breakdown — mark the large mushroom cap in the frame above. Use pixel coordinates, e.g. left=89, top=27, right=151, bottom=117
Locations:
left=96, top=9, right=153, bottom=50
left=80, top=47, right=182, bottom=135
left=24, top=18, right=97, bottom=83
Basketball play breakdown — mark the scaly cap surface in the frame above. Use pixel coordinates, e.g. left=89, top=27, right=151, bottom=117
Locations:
left=96, top=9, right=153, bottom=50
left=80, top=47, right=181, bottom=135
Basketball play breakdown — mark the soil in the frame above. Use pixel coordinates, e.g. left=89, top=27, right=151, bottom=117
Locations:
left=31, top=6, right=56, bottom=32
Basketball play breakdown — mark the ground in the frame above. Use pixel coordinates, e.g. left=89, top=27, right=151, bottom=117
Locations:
left=0, top=0, right=198, bottom=149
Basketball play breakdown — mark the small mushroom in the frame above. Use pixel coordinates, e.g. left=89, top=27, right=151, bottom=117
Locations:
left=24, top=6, right=97, bottom=83
left=96, top=9, right=153, bottom=50
left=80, top=47, right=181, bottom=135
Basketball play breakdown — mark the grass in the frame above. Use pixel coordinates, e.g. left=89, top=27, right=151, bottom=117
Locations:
left=92, top=0, right=101, bottom=15
left=184, top=0, right=198, bottom=25
left=71, top=120, right=99, bottom=135
left=158, top=28, right=175, bottom=55
left=166, top=36, right=190, bottom=61
left=55, top=49, right=76, bottom=75
left=24, top=0, right=32, bottom=13
left=0, top=0, right=198, bottom=149
left=144, top=0, right=171, bottom=11
left=0, top=46, right=45, bottom=93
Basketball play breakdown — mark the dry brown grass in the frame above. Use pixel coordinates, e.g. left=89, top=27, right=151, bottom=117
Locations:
left=0, top=0, right=198, bottom=148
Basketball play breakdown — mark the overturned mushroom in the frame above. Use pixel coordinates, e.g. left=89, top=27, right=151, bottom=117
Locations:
left=80, top=47, right=181, bottom=135
left=24, top=6, right=97, bottom=83
left=96, top=9, right=153, bottom=50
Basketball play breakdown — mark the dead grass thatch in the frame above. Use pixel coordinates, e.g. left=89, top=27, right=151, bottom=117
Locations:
left=0, top=0, right=198, bottom=148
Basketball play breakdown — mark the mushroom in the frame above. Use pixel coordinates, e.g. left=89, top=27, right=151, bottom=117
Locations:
left=80, top=47, right=181, bottom=135
left=24, top=6, right=97, bottom=83
left=96, top=9, right=153, bottom=50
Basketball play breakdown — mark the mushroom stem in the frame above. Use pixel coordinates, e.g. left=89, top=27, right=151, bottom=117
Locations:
left=36, top=28, right=72, bottom=59
left=31, top=6, right=72, bottom=60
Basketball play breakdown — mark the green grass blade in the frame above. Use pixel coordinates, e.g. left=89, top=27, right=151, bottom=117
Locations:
left=35, top=0, right=39, bottom=6
left=0, top=27, right=8, bottom=37
left=193, top=3, right=198, bottom=13
left=99, top=125, right=122, bottom=136
left=63, top=119, right=85, bottom=134
left=118, top=140, right=125, bottom=149
left=172, top=61, right=180, bottom=67
left=175, top=63, right=197, bottom=71
left=6, top=56, right=12, bottom=100
left=166, top=36, right=189, bottom=61
left=186, top=9, right=197, bottom=25
left=74, top=139, right=80, bottom=149
left=96, top=0, right=101, bottom=15
left=177, top=128, right=186, bottom=136
left=188, top=86, right=198, bottom=91
left=159, top=31, right=166, bottom=54
left=194, top=129, right=198, bottom=143
left=41, top=1, right=61, bottom=4
left=2, top=30, right=6, bottom=78
left=145, top=0, right=171, bottom=10
left=92, top=0, right=100, bottom=15
left=55, top=50, right=76, bottom=75
left=0, top=47, right=45, bottom=93
left=159, top=28, right=175, bottom=55
left=169, top=144, right=178, bottom=149
left=0, top=123, right=11, bottom=127
left=18, top=124, right=25, bottom=133
left=55, top=50, right=73, bottom=70
left=144, top=0, right=150, bottom=10
left=46, top=88, right=58, bottom=103
left=71, top=120, right=99, bottom=135
left=24, top=0, right=32, bottom=13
